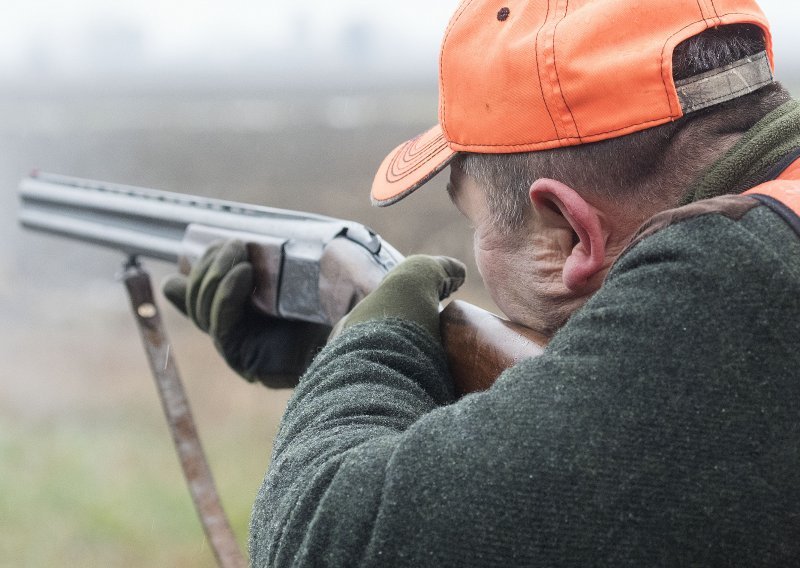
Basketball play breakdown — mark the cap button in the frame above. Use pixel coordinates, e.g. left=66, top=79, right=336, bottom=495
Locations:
left=497, top=7, right=510, bottom=21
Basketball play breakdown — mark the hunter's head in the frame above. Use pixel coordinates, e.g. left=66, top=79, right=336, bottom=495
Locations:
left=372, top=0, right=789, bottom=336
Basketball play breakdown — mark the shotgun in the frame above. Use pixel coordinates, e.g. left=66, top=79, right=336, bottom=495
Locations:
left=18, top=171, right=546, bottom=394
left=18, top=171, right=546, bottom=566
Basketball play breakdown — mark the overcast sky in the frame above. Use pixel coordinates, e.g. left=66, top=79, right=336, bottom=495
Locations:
left=1, top=0, right=796, bottom=86
left=0, top=1, right=459, bottom=84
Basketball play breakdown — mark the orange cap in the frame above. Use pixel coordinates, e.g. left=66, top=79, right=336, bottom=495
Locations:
left=372, top=0, right=774, bottom=206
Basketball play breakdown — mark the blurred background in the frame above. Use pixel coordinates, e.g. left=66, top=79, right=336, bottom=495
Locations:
left=1, top=1, right=797, bottom=565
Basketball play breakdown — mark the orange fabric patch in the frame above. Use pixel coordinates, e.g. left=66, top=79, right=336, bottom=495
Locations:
left=776, top=158, right=800, bottom=182
left=744, top=158, right=800, bottom=216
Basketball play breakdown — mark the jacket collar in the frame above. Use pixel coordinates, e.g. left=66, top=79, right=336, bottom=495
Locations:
left=681, top=99, right=800, bottom=205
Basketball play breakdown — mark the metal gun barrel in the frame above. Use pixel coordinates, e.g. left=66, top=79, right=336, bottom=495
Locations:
left=18, top=172, right=381, bottom=261
left=18, top=171, right=403, bottom=324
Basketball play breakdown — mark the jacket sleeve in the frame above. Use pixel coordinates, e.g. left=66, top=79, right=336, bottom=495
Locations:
left=248, top=318, right=456, bottom=567
left=249, top=206, right=800, bottom=568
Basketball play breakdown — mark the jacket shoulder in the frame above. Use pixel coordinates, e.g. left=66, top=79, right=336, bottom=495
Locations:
left=624, top=186, right=800, bottom=258
left=744, top=180, right=800, bottom=238
left=623, top=194, right=762, bottom=254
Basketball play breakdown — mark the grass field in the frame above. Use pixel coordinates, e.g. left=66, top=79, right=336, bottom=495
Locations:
left=0, top=304, right=293, bottom=567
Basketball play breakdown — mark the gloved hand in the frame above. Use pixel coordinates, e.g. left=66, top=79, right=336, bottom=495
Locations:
left=162, top=240, right=331, bottom=388
left=331, top=255, right=466, bottom=340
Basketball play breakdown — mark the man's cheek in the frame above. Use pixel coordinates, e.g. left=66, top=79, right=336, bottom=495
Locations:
left=474, top=254, right=509, bottom=311
left=475, top=243, right=503, bottom=295
left=473, top=245, right=491, bottom=288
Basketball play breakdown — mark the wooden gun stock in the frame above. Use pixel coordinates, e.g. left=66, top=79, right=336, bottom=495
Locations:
left=440, top=300, right=548, bottom=396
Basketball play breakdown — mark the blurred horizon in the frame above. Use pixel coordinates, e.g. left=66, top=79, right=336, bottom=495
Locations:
left=0, top=1, right=458, bottom=96
left=2, top=0, right=799, bottom=96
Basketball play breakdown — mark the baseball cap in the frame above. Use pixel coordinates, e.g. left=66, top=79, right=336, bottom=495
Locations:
left=372, top=0, right=774, bottom=206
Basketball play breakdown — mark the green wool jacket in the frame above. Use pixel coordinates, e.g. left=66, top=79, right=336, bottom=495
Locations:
left=250, top=105, right=800, bottom=567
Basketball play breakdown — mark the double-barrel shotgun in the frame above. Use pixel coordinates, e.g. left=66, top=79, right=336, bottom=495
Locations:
left=18, top=171, right=547, bottom=567
left=19, top=171, right=546, bottom=394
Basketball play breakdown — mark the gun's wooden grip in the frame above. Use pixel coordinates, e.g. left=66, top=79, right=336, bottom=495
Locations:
left=441, top=300, right=547, bottom=396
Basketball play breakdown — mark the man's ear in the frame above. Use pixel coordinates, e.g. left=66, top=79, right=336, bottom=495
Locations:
left=529, top=178, right=607, bottom=292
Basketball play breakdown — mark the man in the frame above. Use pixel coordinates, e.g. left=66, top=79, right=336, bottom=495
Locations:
left=165, top=0, right=800, bottom=565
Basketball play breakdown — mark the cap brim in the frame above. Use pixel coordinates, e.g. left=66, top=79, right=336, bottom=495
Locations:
left=371, top=125, right=456, bottom=206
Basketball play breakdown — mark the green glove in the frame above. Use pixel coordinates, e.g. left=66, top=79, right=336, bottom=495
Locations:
left=331, top=255, right=466, bottom=340
left=162, top=240, right=331, bottom=388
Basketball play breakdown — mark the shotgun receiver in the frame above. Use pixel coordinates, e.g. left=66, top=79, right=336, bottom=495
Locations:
left=18, top=172, right=546, bottom=394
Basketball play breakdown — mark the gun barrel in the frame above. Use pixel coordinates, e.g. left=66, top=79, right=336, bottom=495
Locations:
left=19, top=172, right=400, bottom=261
left=19, top=172, right=374, bottom=260
left=18, top=172, right=403, bottom=324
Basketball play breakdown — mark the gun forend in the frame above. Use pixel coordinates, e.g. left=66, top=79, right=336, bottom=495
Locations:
left=19, top=172, right=404, bottom=325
